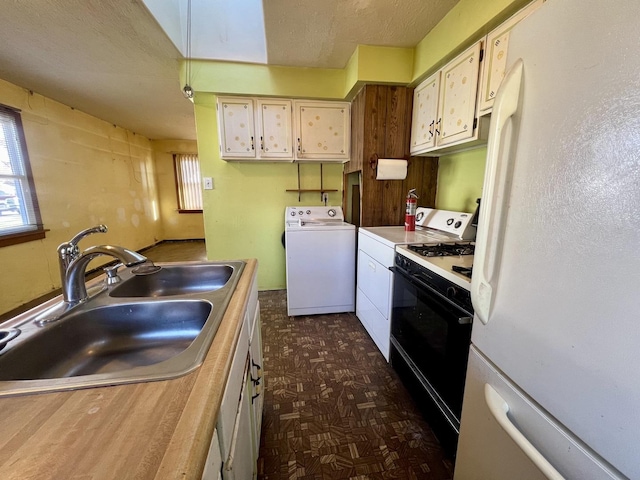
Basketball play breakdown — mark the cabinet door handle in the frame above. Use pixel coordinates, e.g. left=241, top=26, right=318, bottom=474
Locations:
left=251, top=389, right=261, bottom=404
left=428, top=120, right=435, bottom=139
left=250, top=136, right=255, bottom=150
left=435, top=118, right=441, bottom=136
left=251, top=359, right=262, bottom=385
left=297, top=138, right=301, bottom=152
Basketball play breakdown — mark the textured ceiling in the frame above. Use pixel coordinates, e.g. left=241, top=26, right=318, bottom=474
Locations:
left=264, top=0, right=460, bottom=68
left=0, top=0, right=459, bottom=141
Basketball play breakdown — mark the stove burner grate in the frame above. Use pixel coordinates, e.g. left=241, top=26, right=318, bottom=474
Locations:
left=408, top=242, right=475, bottom=257
left=452, top=265, right=473, bottom=279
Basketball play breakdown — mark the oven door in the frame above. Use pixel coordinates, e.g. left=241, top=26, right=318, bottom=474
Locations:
left=390, top=266, right=473, bottom=421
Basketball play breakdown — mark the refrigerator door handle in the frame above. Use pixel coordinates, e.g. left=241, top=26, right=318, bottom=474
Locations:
left=471, top=59, right=524, bottom=324
left=485, top=384, right=565, bottom=480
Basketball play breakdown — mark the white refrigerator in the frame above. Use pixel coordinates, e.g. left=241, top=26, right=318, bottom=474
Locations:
left=454, top=0, right=640, bottom=478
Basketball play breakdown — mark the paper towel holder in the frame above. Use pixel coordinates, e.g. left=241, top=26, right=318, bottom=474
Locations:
left=369, top=153, right=410, bottom=170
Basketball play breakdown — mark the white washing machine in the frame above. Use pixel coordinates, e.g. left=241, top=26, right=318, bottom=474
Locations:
left=285, top=206, right=355, bottom=316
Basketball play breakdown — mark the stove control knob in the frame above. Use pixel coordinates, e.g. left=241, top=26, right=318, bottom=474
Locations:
left=306, top=210, right=311, bottom=214
left=447, top=286, right=458, bottom=299
left=454, top=221, right=462, bottom=228
left=298, top=210, right=303, bottom=215
left=447, top=218, right=454, bottom=226
left=290, top=211, right=296, bottom=216
left=328, top=208, right=336, bottom=217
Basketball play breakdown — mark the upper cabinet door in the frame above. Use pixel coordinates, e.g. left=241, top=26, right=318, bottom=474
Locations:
left=256, top=99, right=293, bottom=159
left=437, top=41, right=482, bottom=147
left=294, top=101, right=350, bottom=161
left=410, top=71, right=441, bottom=154
left=477, top=0, right=546, bottom=115
left=218, top=97, right=256, bottom=158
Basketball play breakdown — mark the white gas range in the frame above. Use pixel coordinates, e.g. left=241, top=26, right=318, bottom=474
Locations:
left=388, top=208, right=477, bottom=455
left=394, top=207, right=476, bottom=290
left=355, top=206, right=477, bottom=363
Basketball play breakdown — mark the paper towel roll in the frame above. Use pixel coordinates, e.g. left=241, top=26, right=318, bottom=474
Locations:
left=376, top=158, right=408, bottom=180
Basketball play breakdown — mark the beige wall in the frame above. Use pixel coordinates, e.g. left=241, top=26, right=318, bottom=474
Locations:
left=151, top=139, right=205, bottom=240
left=0, top=78, right=163, bottom=315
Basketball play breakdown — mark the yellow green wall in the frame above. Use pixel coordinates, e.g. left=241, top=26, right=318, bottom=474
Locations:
left=436, top=148, right=487, bottom=212
left=189, top=0, right=527, bottom=290
left=152, top=139, right=205, bottom=240
left=0, top=78, right=162, bottom=315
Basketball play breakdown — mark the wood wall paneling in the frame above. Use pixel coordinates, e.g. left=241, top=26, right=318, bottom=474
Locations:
left=345, top=84, right=438, bottom=227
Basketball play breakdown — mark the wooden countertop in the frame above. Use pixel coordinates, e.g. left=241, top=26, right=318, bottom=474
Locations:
left=0, top=259, right=258, bottom=480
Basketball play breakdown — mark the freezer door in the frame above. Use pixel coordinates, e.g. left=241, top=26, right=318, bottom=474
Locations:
left=454, top=347, right=621, bottom=480
left=470, top=0, right=640, bottom=477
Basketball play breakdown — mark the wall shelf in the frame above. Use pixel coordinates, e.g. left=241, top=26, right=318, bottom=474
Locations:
left=286, top=164, right=338, bottom=201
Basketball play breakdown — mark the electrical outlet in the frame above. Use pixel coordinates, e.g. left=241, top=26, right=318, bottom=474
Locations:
left=203, top=177, right=214, bottom=190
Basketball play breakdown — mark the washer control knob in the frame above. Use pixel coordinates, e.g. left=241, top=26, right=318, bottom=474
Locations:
left=447, top=218, right=454, bottom=226
left=298, top=210, right=303, bottom=215
left=290, top=211, right=296, bottom=216
left=328, top=209, right=336, bottom=217
left=454, top=221, right=462, bottom=228
left=306, top=210, right=311, bottom=214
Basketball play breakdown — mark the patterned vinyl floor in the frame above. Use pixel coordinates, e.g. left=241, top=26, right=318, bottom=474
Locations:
left=256, top=290, right=454, bottom=480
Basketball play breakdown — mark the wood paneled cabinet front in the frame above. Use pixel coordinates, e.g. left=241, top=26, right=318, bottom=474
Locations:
left=410, top=41, right=485, bottom=156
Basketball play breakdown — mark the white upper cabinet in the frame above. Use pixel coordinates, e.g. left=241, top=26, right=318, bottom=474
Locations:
left=218, top=97, right=256, bottom=158
left=217, top=97, right=350, bottom=163
left=294, top=100, right=350, bottom=162
left=477, top=0, right=546, bottom=115
left=256, top=99, right=293, bottom=159
left=410, top=71, right=440, bottom=154
left=410, top=41, right=485, bottom=155
left=437, top=41, right=483, bottom=147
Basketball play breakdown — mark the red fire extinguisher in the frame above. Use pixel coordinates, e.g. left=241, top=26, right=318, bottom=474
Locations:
left=405, top=189, right=418, bottom=231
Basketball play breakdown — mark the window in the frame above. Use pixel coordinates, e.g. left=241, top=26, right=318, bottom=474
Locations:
left=173, top=153, right=203, bottom=212
left=0, top=105, right=44, bottom=247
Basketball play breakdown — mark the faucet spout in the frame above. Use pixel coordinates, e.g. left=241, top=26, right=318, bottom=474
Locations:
left=62, top=245, right=147, bottom=305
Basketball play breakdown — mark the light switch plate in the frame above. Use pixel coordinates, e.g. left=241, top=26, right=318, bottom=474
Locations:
left=203, top=177, right=214, bottom=190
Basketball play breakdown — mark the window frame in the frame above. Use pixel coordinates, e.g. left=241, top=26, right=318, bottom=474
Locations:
left=173, top=153, right=203, bottom=214
left=0, top=105, right=45, bottom=248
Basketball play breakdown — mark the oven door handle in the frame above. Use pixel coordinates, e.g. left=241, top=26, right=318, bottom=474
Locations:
left=390, top=266, right=473, bottom=319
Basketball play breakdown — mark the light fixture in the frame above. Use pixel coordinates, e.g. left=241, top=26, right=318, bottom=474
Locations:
left=183, top=0, right=194, bottom=99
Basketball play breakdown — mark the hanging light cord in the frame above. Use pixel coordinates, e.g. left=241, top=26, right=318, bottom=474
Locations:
left=183, top=0, right=194, bottom=98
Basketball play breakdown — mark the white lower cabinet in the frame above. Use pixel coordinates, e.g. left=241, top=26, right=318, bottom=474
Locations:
left=355, top=231, right=395, bottom=360
left=249, top=302, right=263, bottom=459
left=202, top=428, right=223, bottom=480
left=204, top=273, right=263, bottom=480
left=222, top=357, right=254, bottom=480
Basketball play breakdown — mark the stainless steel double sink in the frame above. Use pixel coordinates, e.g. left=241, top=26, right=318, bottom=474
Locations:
left=0, top=261, right=245, bottom=397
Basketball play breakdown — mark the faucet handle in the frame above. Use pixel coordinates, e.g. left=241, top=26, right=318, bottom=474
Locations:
left=69, top=225, right=108, bottom=247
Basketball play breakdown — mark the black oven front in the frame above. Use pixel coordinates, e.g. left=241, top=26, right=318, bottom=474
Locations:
left=390, top=252, right=473, bottom=456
